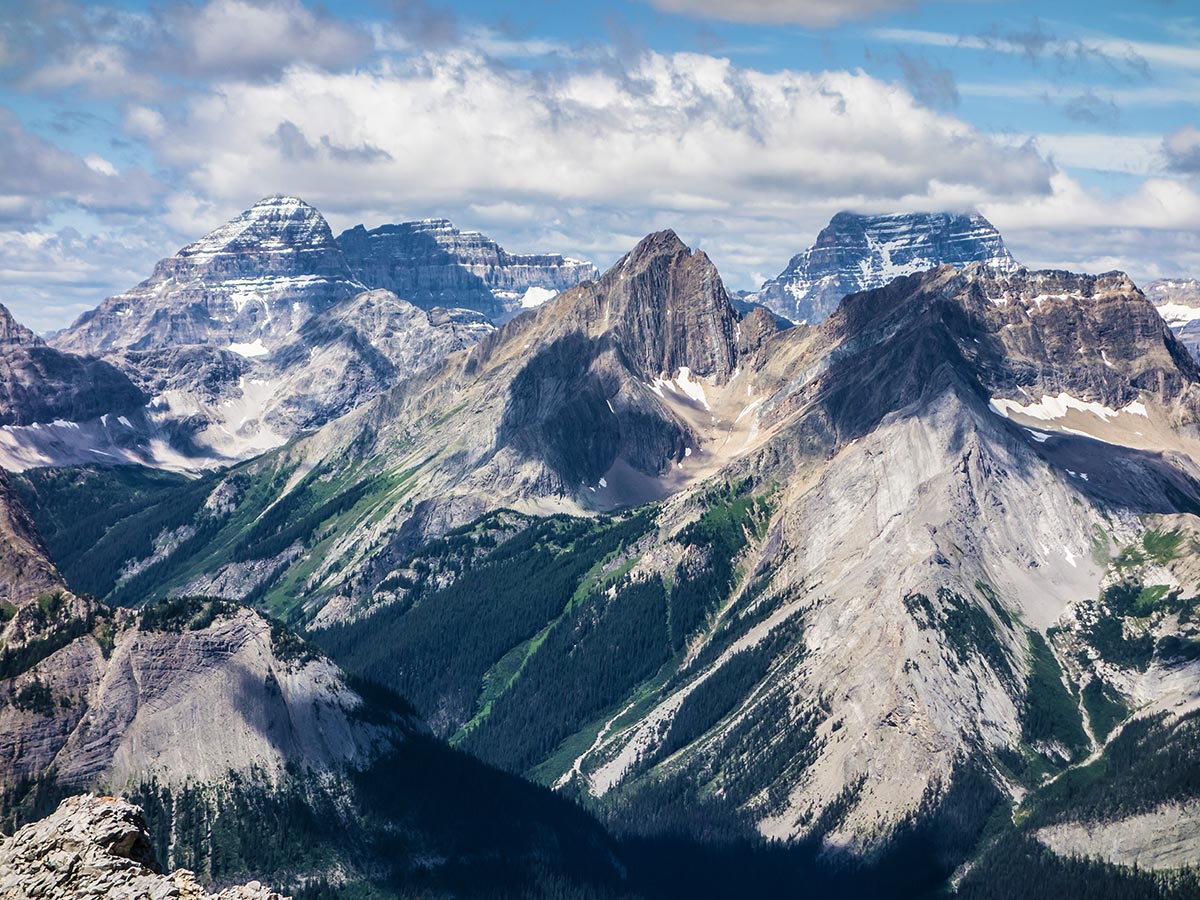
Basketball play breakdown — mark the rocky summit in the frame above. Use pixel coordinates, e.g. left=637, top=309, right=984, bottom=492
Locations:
left=53, top=196, right=364, bottom=357
left=0, top=794, right=288, bottom=900
left=337, top=217, right=598, bottom=319
left=750, top=210, right=1018, bottom=324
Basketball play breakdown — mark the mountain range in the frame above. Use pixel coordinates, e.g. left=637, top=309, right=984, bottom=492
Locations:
left=1, top=200, right=1199, bottom=900
left=0, top=197, right=594, bottom=472
left=747, top=211, right=1018, bottom=324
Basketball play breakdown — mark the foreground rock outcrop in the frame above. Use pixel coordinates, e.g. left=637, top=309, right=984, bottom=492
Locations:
left=0, top=794, right=288, bottom=900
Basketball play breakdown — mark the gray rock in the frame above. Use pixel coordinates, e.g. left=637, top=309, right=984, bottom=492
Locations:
left=52, top=196, right=364, bottom=357
left=0, top=794, right=289, bottom=899
left=750, top=210, right=1017, bottom=324
left=0, top=303, right=146, bottom=427
left=338, top=217, right=597, bottom=319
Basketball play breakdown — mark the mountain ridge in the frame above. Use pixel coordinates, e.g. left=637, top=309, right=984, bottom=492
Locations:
left=750, top=210, right=1018, bottom=324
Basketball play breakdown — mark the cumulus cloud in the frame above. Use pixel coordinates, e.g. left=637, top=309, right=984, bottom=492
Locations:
left=642, top=0, right=917, bottom=27
left=158, top=51, right=1051, bottom=216
left=1164, top=126, right=1200, bottom=174
left=23, top=42, right=160, bottom=99
left=7, top=0, right=374, bottom=98
left=176, top=0, right=374, bottom=79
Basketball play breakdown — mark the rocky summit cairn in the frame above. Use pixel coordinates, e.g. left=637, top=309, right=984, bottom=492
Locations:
left=0, top=794, right=289, bottom=900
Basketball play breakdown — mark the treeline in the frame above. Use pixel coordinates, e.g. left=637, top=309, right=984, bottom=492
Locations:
left=1024, top=709, right=1200, bottom=828
left=958, top=834, right=1200, bottom=900
left=460, top=573, right=673, bottom=773
left=15, top=465, right=213, bottom=600
left=315, top=511, right=656, bottom=738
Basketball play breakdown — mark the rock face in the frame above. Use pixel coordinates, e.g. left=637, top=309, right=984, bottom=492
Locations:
left=7, top=199, right=500, bottom=471
left=0, top=468, right=62, bottom=605
left=1145, top=277, right=1200, bottom=360
left=0, top=480, right=406, bottom=791
left=337, top=228, right=748, bottom=515
left=1036, top=801, right=1200, bottom=871
left=0, top=794, right=288, bottom=900
left=53, top=196, right=364, bottom=357
left=750, top=210, right=1017, bottom=323
left=337, top=218, right=597, bottom=319
left=0, top=303, right=146, bottom=427
left=265, top=289, right=493, bottom=431
left=0, top=594, right=407, bottom=790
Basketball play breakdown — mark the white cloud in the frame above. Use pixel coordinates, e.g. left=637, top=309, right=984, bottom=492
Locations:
left=1029, top=134, right=1165, bottom=176
left=874, top=26, right=1200, bottom=72
left=13, top=0, right=374, bottom=99
left=643, top=0, right=918, bottom=27
left=179, top=0, right=373, bottom=78
left=123, top=105, right=167, bottom=139
left=84, top=155, right=119, bottom=177
left=159, top=50, right=1051, bottom=216
left=23, top=42, right=160, bottom=99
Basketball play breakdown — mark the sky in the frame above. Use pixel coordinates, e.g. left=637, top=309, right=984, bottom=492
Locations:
left=0, top=0, right=1197, bottom=332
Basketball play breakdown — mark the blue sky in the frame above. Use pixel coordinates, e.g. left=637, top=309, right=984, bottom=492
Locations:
left=1, top=0, right=1197, bottom=331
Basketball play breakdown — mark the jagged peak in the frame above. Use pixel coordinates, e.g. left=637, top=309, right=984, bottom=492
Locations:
left=605, top=229, right=692, bottom=281
left=0, top=303, right=41, bottom=347
left=631, top=228, right=689, bottom=257
left=180, top=195, right=336, bottom=259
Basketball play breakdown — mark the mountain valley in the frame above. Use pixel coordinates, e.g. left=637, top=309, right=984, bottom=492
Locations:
left=2, top=203, right=1199, bottom=900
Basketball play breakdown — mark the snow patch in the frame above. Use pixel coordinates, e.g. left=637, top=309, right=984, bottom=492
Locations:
left=519, top=286, right=557, bottom=308
left=735, top=397, right=765, bottom=423
left=1156, top=303, right=1200, bottom=327
left=648, top=367, right=710, bottom=410
left=228, top=339, right=270, bottom=358
left=673, top=367, right=710, bottom=410
left=988, top=392, right=1146, bottom=423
